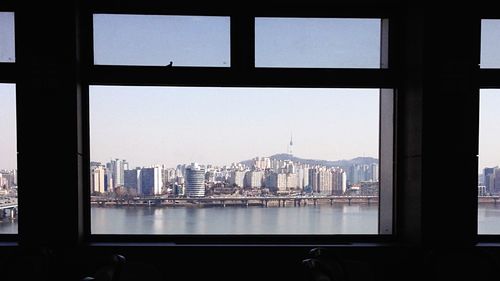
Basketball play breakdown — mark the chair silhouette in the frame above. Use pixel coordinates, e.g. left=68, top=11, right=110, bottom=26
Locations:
left=302, top=248, right=347, bottom=281
left=81, top=254, right=126, bottom=281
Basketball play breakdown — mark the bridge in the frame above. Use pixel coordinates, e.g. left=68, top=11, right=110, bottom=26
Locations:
left=90, top=195, right=379, bottom=208
left=478, top=196, right=500, bottom=203
left=0, top=198, right=18, bottom=219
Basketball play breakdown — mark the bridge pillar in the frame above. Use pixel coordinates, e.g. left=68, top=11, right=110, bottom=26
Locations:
left=367, top=198, right=371, bottom=204
left=330, top=199, right=334, bottom=205
left=348, top=198, right=352, bottom=205
left=313, top=199, right=317, bottom=206
left=265, top=200, right=268, bottom=208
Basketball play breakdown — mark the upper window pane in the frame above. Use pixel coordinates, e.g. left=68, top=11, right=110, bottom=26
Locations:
left=93, top=14, right=230, bottom=67
left=0, top=12, right=15, bottom=63
left=0, top=83, right=17, bottom=234
left=255, top=18, right=381, bottom=68
left=481, top=20, right=500, bottom=68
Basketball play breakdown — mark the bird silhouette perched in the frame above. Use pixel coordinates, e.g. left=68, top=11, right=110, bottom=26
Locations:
left=166, top=61, right=173, bottom=67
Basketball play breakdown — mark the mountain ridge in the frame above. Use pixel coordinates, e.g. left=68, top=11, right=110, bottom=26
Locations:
left=240, top=153, right=378, bottom=168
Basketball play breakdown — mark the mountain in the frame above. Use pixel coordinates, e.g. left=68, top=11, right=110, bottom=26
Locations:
left=240, top=153, right=378, bottom=168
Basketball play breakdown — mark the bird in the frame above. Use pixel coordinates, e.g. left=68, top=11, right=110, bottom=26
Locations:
left=166, top=61, right=173, bottom=67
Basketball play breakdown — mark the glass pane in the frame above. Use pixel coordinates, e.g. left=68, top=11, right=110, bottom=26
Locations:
left=478, top=90, right=500, bottom=233
left=90, top=86, right=380, bottom=235
left=0, top=84, right=17, bottom=234
left=255, top=18, right=381, bottom=68
left=93, top=14, right=230, bottom=67
left=481, top=20, right=500, bottom=68
left=0, top=12, right=15, bottom=63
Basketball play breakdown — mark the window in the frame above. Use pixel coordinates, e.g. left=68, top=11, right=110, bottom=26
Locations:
left=478, top=90, right=500, bottom=234
left=87, top=11, right=393, bottom=241
left=89, top=86, right=382, bottom=234
left=0, top=83, right=17, bottom=234
left=0, top=9, right=16, bottom=236
left=93, top=14, right=230, bottom=67
left=255, top=18, right=382, bottom=68
left=479, top=19, right=500, bottom=235
left=0, top=12, right=15, bottom=63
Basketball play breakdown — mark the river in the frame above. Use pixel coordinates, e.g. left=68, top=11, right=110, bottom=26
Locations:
left=2, top=204, right=500, bottom=235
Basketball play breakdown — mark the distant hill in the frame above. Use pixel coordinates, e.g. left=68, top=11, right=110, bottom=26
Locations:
left=240, top=153, right=378, bottom=169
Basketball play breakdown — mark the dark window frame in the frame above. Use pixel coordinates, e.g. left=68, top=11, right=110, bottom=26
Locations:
left=80, top=3, right=398, bottom=244
left=478, top=16, right=500, bottom=242
left=0, top=6, right=17, bottom=241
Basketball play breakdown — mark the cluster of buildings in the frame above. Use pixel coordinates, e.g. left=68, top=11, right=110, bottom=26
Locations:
left=0, top=169, right=17, bottom=196
left=480, top=167, right=500, bottom=195
left=90, top=157, right=379, bottom=198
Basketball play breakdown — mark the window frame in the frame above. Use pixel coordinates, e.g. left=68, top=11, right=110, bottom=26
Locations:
left=0, top=6, right=17, bottom=241
left=81, top=3, right=398, bottom=244
left=478, top=16, right=500, bottom=242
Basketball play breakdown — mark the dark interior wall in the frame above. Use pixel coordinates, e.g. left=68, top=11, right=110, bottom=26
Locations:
left=1, top=1, right=498, bottom=281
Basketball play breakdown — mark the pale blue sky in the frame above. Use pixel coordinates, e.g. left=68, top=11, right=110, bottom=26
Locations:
left=479, top=90, right=500, bottom=170
left=0, top=84, right=16, bottom=170
left=90, top=86, right=379, bottom=168
left=0, top=12, right=15, bottom=62
left=481, top=20, right=500, bottom=68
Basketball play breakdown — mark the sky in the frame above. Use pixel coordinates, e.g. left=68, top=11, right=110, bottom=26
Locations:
left=0, top=12, right=15, bottom=62
left=90, top=86, right=379, bottom=168
left=479, top=90, right=500, bottom=170
left=0, top=15, right=401, bottom=169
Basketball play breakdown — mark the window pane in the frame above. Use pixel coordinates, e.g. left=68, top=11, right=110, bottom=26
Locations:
left=481, top=20, right=500, bottom=68
left=93, top=14, right=230, bottom=67
left=478, top=90, right=500, bottom=233
left=477, top=90, right=500, bottom=233
left=90, top=86, right=380, bottom=235
left=0, top=12, right=15, bottom=63
left=255, top=18, right=381, bottom=68
left=0, top=84, right=17, bottom=234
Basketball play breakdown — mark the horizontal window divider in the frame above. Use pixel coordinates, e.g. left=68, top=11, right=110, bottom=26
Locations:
left=0, top=64, right=16, bottom=82
left=87, top=2, right=395, bottom=18
left=89, top=66, right=394, bottom=88
left=477, top=235, right=500, bottom=243
left=89, top=234, right=394, bottom=244
left=479, top=69, right=500, bottom=87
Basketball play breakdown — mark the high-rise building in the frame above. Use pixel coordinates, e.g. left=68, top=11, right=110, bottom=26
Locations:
left=332, top=169, right=347, bottom=195
left=139, top=166, right=162, bottom=195
left=371, top=163, right=379, bottom=182
left=229, top=170, right=246, bottom=187
left=91, top=166, right=106, bottom=193
left=493, top=168, right=500, bottom=195
left=124, top=168, right=140, bottom=191
left=185, top=163, right=205, bottom=197
left=266, top=172, right=287, bottom=191
left=108, top=159, right=126, bottom=188
left=308, top=168, right=320, bottom=193
left=318, top=169, right=332, bottom=194
left=484, top=167, right=495, bottom=194
left=244, top=171, right=264, bottom=188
